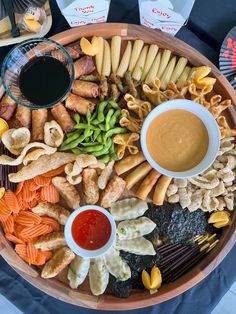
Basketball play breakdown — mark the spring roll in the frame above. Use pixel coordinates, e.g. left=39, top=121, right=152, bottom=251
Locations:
left=72, top=80, right=99, bottom=98
left=114, top=152, right=145, bottom=175
left=82, top=168, right=99, bottom=204
left=32, top=109, right=48, bottom=141
left=135, top=169, right=161, bottom=200
left=125, top=162, right=152, bottom=190
left=100, top=175, right=126, bottom=208
left=14, top=105, right=31, bottom=129
left=65, top=93, right=95, bottom=115
left=66, top=41, right=83, bottom=60
left=153, top=176, right=172, bottom=206
left=0, top=94, right=17, bottom=120
left=51, top=103, right=75, bottom=133
left=74, top=56, right=95, bottom=79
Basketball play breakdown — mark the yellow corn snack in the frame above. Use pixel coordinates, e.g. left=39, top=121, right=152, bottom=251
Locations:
left=0, top=187, right=5, bottom=199
left=208, top=211, right=231, bottom=228
left=0, top=118, right=9, bottom=137
left=142, top=266, right=162, bottom=292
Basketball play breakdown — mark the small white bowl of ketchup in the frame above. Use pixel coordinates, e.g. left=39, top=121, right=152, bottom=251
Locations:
left=141, top=99, right=220, bottom=179
left=65, top=205, right=116, bottom=258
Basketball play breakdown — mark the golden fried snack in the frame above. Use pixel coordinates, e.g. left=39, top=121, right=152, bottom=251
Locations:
left=114, top=152, right=145, bottom=175
left=14, top=105, right=31, bottom=129
left=41, top=247, right=75, bottom=279
left=119, top=109, right=141, bottom=133
left=166, top=81, right=189, bottom=99
left=44, top=120, right=64, bottom=148
left=124, top=94, right=151, bottom=120
left=188, top=83, right=213, bottom=105
left=136, top=169, right=161, bottom=200
left=34, top=231, right=66, bottom=251
left=217, top=116, right=236, bottom=138
left=100, top=175, right=126, bottom=208
left=23, top=148, right=57, bottom=166
left=72, top=80, right=99, bottom=98
left=32, top=203, right=70, bottom=225
left=113, top=132, right=139, bottom=160
left=74, top=56, right=95, bottom=79
left=82, top=168, right=99, bottom=204
left=0, top=142, right=57, bottom=166
left=51, top=103, right=75, bottom=134
left=142, top=78, right=174, bottom=105
left=193, top=66, right=216, bottom=89
left=1, top=127, right=30, bottom=155
left=125, top=162, right=152, bottom=190
left=98, top=160, right=114, bottom=190
left=209, top=99, right=231, bottom=118
left=65, top=93, right=95, bottom=115
left=52, top=176, right=80, bottom=210
left=153, top=175, right=172, bottom=205
left=9, top=152, right=76, bottom=182
left=32, top=109, right=48, bottom=141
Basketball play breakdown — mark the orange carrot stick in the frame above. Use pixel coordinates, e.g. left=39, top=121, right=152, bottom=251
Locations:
left=41, top=216, right=60, bottom=231
left=1, top=215, right=14, bottom=233
left=19, top=224, right=53, bottom=239
left=40, top=184, right=60, bottom=203
left=4, top=190, right=20, bottom=213
left=5, top=233, right=24, bottom=244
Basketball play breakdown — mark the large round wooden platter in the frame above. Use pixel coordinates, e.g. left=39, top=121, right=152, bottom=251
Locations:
left=0, top=23, right=236, bottom=310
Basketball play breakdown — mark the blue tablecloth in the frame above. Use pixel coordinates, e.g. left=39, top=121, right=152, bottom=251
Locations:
left=0, top=0, right=236, bottom=313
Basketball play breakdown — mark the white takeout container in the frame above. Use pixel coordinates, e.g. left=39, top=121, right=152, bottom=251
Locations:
left=141, top=99, right=220, bottom=179
left=65, top=205, right=116, bottom=258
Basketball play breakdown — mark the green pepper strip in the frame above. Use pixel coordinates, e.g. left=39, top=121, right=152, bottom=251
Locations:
left=97, top=100, right=109, bottom=122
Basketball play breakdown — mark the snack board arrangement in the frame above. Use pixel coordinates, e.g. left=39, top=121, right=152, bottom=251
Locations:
left=0, top=23, right=235, bottom=310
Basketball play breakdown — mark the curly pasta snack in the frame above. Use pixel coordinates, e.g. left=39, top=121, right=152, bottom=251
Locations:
left=113, top=132, right=139, bottom=160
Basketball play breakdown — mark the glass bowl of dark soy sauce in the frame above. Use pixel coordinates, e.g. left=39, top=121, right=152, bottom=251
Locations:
left=1, top=38, right=74, bottom=109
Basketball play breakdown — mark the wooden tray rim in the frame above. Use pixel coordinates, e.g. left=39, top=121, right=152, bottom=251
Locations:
left=0, top=23, right=235, bottom=310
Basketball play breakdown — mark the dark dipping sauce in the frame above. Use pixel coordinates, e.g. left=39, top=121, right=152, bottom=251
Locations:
left=72, top=210, right=111, bottom=250
left=19, top=56, right=70, bottom=106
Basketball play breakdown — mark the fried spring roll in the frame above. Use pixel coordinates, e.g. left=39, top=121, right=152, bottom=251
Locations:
left=41, top=247, right=75, bottom=278
left=66, top=41, right=83, bottom=60
left=114, top=152, right=146, bottom=175
left=125, top=162, right=152, bottom=190
left=82, top=168, right=99, bottom=204
left=135, top=169, right=161, bottom=200
left=52, top=176, right=80, bottom=210
left=74, top=56, right=95, bottom=79
left=65, top=93, right=95, bottom=115
left=72, top=80, right=99, bottom=98
left=14, top=105, right=31, bottom=128
left=153, top=176, right=172, bottom=206
left=32, top=109, right=48, bottom=141
left=51, top=103, right=75, bottom=133
left=0, top=94, right=17, bottom=120
left=100, top=175, right=126, bottom=208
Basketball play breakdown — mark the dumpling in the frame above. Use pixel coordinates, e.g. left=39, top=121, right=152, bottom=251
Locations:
left=104, top=247, right=131, bottom=281
left=67, top=256, right=90, bottom=289
left=89, top=257, right=109, bottom=296
left=115, top=237, right=156, bottom=255
left=117, top=217, right=156, bottom=240
left=110, top=198, right=148, bottom=221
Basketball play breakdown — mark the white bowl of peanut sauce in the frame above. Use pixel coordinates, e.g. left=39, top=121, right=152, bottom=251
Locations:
left=141, top=99, right=220, bottom=179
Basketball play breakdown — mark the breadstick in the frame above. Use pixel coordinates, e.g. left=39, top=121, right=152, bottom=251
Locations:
left=114, top=152, right=145, bottom=175
left=153, top=175, right=172, bottom=205
left=135, top=169, right=161, bottom=200
left=125, top=162, right=152, bottom=190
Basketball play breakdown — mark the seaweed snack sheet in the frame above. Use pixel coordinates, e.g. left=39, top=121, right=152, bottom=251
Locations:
left=138, top=0, right=195, bottom=36
left=56, top=0, right=111, bottom=27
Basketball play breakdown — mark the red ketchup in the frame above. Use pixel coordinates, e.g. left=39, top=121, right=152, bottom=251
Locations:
left=71, top=210, right=111, bottom=250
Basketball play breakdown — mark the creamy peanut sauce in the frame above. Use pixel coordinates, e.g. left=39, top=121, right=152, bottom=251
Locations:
left=146, top=109, right=209, bottom=172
